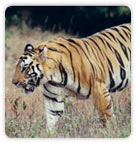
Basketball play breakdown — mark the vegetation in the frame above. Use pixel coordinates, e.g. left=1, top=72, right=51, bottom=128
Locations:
left=5, top=6, right=131, bottom=37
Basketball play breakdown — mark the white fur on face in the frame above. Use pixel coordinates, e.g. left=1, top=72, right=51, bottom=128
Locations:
left=20, top=56, right=32, bottom=71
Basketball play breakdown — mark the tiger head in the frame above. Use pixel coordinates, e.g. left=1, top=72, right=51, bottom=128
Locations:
left=12, top=43, right=56, bottom=94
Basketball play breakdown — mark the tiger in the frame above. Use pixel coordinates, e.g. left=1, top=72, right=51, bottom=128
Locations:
left=12, top=23, right=131, bottom=131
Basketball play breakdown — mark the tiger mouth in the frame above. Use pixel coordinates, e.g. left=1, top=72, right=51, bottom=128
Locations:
left=19, top=82, right=35, bottom=94
left=13, top=82, right=35, bottom=94
left=24, top=86, right=35, bottom=94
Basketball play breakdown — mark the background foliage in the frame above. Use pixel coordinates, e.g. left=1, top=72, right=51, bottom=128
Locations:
left=5, top=6, right=131, bottom=37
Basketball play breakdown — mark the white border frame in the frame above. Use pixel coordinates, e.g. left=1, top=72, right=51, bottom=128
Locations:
left=1, top=0, right=135, bottom=142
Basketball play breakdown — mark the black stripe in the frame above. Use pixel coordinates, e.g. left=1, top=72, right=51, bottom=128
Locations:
left=82, top=40, right=90, bottom=53
left=109, top=70, right=115, bottom=91
left=67, top=39, right=81, bottom=55
left=93, top=38, right=112, bottom=72
left=106, top=57, right=114, bottom=73
left=106, top=31, right=117, bottom=42
left=106, top=101, right=112, bottom=110
left=128, top=48, right=131, bottom=56
left=88, top=38, right=106, bottom=74
left=43, top=84, right=57, bottom=95
left=95, top=35, right=107, bottom=46
left=118, top=40, right=129, bottom=60
left=110, top=80, right=124, bottom=92
left=28, top=79, right=35, bottom=86
left=20, top=56, right=28, bottom=60
left=110, top=67, right=126, bottom=92
left=43, top=94, right=64, bottom=103
left=29, top=61, right=33, bottom=66
left=118, top=79, right=128, bottom=91
left=85, top=40, right=104, bottom=74
left=86, top=80, right=92, bottom=98
left=69, top=54, right=76, bottom=82
left=48, top=63, right=67, bottom=87
left=43, top=93, right=64, bottom=103
left=120, top=25, right=130, bottom=32
left=59, top=63, right=68, bottom=86
left=24, top=53, right=32, bottom=57
left=101, top=32, right=112, bottom=41
left=114, top=48, right=125, bottom=68
left=36, top=74, right=43, bottom=86
left=56, top=43, right=66, bottom=48
left=48, top=47, right=65, bottom=54
left=59, top=63, right=64, bottom=84
left=80, top=41, right=96, bottom=74
left=84, top=40, right=99, bottom=62
left=77, top=73, right=81, bottom=94
left=103, top=90, right=109, bottom=95
left=67, top=39, right=78, bottom=46
left=32, top=65, right=35, bottom=73
left=129, top=33, right=131, bottom=42
left=88, top=38, right=105, bottom=57
left=29, top=72, right=37, bottom=77
left=36, top=64, right=42, bottom=72
left=120, top=67, right=126, bottom=80
left=50, top=110, right=63, bottom=117
left=30, top=66, right=37, bottom=76
left=56, top=42, right=76, bottom=82
left=122, top=29, right=130, bottom=39
left=68, top=42, right=81, bottom=55
left=105, top=41, right=114, bottom=52
left=112, top=28, right=127, bottom=42
left=68, top=39, right=96, bottom=74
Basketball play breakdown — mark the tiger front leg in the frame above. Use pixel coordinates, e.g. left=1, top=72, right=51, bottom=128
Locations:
left=93, top=81, right=115, bottom=127
left=43, top=94, right=64, bottom=132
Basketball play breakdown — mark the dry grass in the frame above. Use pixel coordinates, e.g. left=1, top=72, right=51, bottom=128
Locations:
left=5, top=26, right=131, bottom=138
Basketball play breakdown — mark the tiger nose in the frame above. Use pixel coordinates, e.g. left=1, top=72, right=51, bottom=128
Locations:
left=12, top=80, right=19, bottom=86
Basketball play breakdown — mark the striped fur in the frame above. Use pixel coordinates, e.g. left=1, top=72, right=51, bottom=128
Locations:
left=12, top=23, right=131, bottom=130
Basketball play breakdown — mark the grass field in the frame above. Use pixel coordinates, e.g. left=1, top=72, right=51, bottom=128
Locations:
left=5, top=26, right=131, bottom=138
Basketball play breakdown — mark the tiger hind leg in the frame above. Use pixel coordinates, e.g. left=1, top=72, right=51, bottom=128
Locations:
left=93, top=81, right=116, bottom=127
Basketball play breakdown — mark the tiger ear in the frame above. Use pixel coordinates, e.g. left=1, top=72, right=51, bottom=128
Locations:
left=24, top=44, right=34, bottom=52
left=39, top=46, right=48, bottom=61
